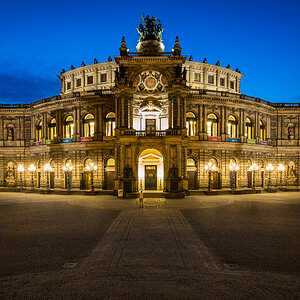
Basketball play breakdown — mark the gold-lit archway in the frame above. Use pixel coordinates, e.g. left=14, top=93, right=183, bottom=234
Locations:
left=138, top=149, right=163, bottom=191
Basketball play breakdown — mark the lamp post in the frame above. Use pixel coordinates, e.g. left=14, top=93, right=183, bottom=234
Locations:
left=86, top=162, right=97, bottom=192
left=266, top=163, right=274, bottom=190
left=63, top=163, right=73, bottom=192
left=204, top=162, right=217, bottom=191
left=277, top=164, right=285, bottom=190
left=18, top=165, right=24, bottom=189
left=229, top=163, right=239, bottom=191
left=249, top=163, right=259, bottom=191
left=28, top=164, right=36, bottom=191
left=43, top=163, right=53, bottom=191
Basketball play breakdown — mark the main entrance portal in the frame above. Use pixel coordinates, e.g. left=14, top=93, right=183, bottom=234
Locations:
left=145, top=165, right=157, bottom=190
left=138, top=149, right=163, bottom=191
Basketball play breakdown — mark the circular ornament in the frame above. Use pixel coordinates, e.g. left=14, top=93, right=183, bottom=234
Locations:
left=144, top=76, right=157, bottom=89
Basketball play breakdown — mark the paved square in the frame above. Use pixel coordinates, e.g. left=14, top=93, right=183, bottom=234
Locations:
left=0, top=192, right=299, bottom=298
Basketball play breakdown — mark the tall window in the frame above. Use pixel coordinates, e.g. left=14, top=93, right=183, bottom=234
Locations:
left=220, top=78, right=225, bottom=86
left=105, top=112, right=116, bottom=136
left=186, top=112, right=196, bottom=136
left=64, top=116, right=74, bottom=139
left=83, top=114, right=95, bottom=137
left=245, top=117, right=254, bottom=139
left=36, top=121, right=42, bottom=141
left=48, top=118, right=57, bottom=140
left=227, top=115, right=238, bottom=138
left=194, top=73, right=201, bottom=82
left=260, top=120, right=266, bottom=141
left=208, top=75, right=214, bottom=84
left=207, top=113, right=219, bottom=137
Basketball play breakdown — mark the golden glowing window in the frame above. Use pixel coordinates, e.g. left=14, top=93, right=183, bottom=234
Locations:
left=245, top=117, right=254, bottom=139
left=227, top=115, right=238, bottom=138
left=36, top=121, right=42, bottom=142
left=207, top=113, right=218, bottom=137
left=64, top=116, right=74, bottom=139
left=105, top=112, right=115, bottom=136
left=83, top=114, right=95, bottom=137
left=260, top=120, right=266, bottom=141
left=48, top=118, right=57, bottom=140
left=107, top=158, right=115, bottom=166
left=186, top=112, right=196, bottom=136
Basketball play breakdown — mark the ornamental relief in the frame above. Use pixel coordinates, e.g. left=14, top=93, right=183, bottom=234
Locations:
left=134, top=70, right=167, bottom=93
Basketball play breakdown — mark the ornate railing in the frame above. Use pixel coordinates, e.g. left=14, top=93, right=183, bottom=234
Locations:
left=136, top=130, right=166, bottom=137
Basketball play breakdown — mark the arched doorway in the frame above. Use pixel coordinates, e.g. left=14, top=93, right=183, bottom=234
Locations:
left=138, top=149, right=163, bottom=191
left=187, top=158, right=197, bottom=189
left=104, top=158, right=115, bottom=190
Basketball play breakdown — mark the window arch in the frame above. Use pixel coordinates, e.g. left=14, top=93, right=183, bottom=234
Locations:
left=105, top=112, right=115, bottom=136
left=64, top=116, right=74, bottom=139
left=207, top=113, right=219, bottom=137
left=208, top=157, right=218, bottom=167
left=106, top=158, right=115, bottom=166
left=83, top=114, right=95, bottom=137
left=260, top=120, right=266, bottom=141
left=245, top=117, right=254, bottom=139
left=227, top=115, right=238, bottom=138
left=187, top=157, right=196, bottom=167
left=186, top=112, right=196, bottom=136
left=84, top=158, right=94, bottom=169
left=48, top=118, right=57, bottom=140
left=36, top=121, right=42, bottom=141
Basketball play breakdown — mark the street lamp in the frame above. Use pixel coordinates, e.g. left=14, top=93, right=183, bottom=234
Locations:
left=204, top=162, right=217, bottom=191
left=18, top=165, right=24, bottom=189
left=43, top=163, right=53, bottom=191
left=86, top=162, right=97, bottom=192
left=249, top=163, right=259, bottom=191
left=28, top=164, right=36, bottom=191
left=229, top=162, right=239, bottom=191
left=277, top=164, right=285, bottom=190
left=266, top=163, right=274, bottom=190
left=62, top=163, right=73, bottom=192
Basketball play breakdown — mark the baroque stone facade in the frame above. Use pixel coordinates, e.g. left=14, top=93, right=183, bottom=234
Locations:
left=0, top=26, right=299, bottom=196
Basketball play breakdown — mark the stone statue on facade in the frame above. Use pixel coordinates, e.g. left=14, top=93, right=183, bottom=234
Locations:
left=136, top=14, right=165, bottom=54
left=5, top=162, right=16, bottom=186
left=7, top=126, right=14, bottom=141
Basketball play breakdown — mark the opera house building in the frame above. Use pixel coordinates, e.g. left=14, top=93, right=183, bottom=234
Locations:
left=0, top=17, right=299, bottom=197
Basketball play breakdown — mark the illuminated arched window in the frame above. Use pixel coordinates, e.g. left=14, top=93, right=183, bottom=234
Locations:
left=260, top=120, right=266, bottom=141
left=187, top=157, right=196, bottom=167
left=227, top=115, right=238, bottom=138
left=36, top=121, right=42, bottom=141
left=207, top=113, right=219, bottom=137
left=229, top=158, right=237, bottom=165
left=105, top=112, right=115, bottom=136
left=245, top=117, right=254, bottom=139
left=83, top=114, right=95, bottom=137
left=84, top=158, right=93, bottom=168
left=64, top=116, right=74, bottom=139
left=186, top=112, right=196, bottom=136
left=106, top=158, right=115, bottom=166
left=208, top=157, right=218, bottom=168
left=48, top=118, right=57, bottom=140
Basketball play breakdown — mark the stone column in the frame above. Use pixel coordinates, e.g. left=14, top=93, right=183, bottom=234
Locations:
left=42, top=112, right=47, bottom=144
left=115, top=96, right=119, bottom=129
left=121, top=95, right=125, bottom=128
left=168, top=98, right=173, bottom=129
left=175, top=95, right=180, bottom=127
left=197, top=104, right=201, bottom=134
left=182, top=97, right=186, bottom=129
left=31, top=115, right=35, bottom=142
left=177, top=145, right=182, bottom=177
left=129, top=98, right=133, bottom=129
left=267, top=116, right=271, bottom=140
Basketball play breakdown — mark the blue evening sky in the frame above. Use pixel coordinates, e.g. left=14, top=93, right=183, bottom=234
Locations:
left=0, top=0, right=299, bottom=104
